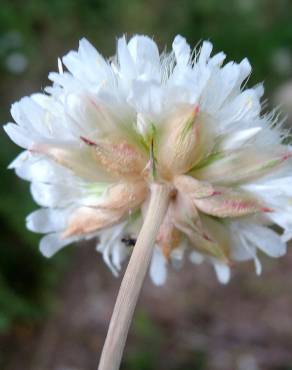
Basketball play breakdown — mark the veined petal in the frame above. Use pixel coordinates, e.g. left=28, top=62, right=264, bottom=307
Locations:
left=193, top=189, right=267, bottom=218
left=30, top=142, right=112, bottom=182
left=156, top=205, right=181, bottom=259
left=177, top=222, right=229, bottom=262
left=200, top=215, right=231, bottom=257
left=62, top=207, right=125, bottom=238
left=171, top=191, right=202, bottom=233
left=158, top=107, right=214, bottom=178
left=174, top=174, right=215, bottom=198
left=193, top=147, right=292, bottom=185
left=219, top=127, right=262, bottom=151
left=81, top=138, right=147, bottom=180
left=96, top=181, right=147, bottom=211
left=172, top=195, right=229, bottom=261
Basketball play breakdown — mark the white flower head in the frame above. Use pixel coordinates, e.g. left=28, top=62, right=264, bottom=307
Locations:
left=5, top=35, right=292, bottom=285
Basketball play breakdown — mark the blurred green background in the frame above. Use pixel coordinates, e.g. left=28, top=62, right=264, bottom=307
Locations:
left=1, top=1, right=292, bottom=369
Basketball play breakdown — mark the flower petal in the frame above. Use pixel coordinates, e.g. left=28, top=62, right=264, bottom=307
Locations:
left=172, top=35, right=191, bottom=67
left=150, top=247, right=167, bottom=286
left=62, top=207, right=125, bottom=238
left=213, top=262, right=231, bottom=284
left=156, top=206, right=181, bottom=259
left=96, top=181, right=147, bottom=211
left=174, top=174, right=215, bottom=198
left=193, top=147, right=292, bottom=185
left=193, top=189, right=266, bottom=218
left=158, top=108, right=215, bottom=178
left=82, top=139, right=147, bottom=180
left=219, top=127, right=262, bottom=151
left=30, top=142, right=112, bottom=182
left=26, top=208, right=70, bottom=233
left=97, top=222, right=129, bottom=276
left=240, top=224, right=286, bottom=258
left=40, top=233, right=76, bottom=258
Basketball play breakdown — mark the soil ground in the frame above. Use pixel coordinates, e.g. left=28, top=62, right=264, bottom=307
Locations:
left=2, top=240, right=292, bottom=370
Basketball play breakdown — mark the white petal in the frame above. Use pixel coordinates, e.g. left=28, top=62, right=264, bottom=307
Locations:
left=172, top=35, right=191, bottom=66
left=149, top=247, right=167, bottom=286
left=238, top=58, right=252, bottom=84
left=97, top=222, right=127, bottom=276
left=26, top=208, right=70, bottom=233
left=117, top=36, right=135, bottom=80
left=170, top=243, right=186, bottom=270
left=111, top=241, right=128, bottom=271
left=230, top=222, right=265, bottom=275
left=209, top=52, right=226, bottom=67
left=8, top=150, right=29, bottom=169
left=282, top=230, right=292, bottom=242
left=128, top=80, right=163, bottom=116
left=254, top=254, right=262, bottom=275
left=127, top=35, right=160, bottom=79
left=30, top=182, right=79, bottom=207
left=213, top=262, right=230, bottom=284
left=4, top=123, right=33, bottom=148
left=198, top=41, right=213, bottom=65
left=189, top=251, right=205, bottom=264
left=40, top=233, right=74, bottom=257
left=243, top=225, right=287, bottom=258
left=11, top=97, right=51, bottom=136
left=62, top=38, right=110, bottom=86
left=136, top=113, right=149, bottom=137
left=243, top=176, right=292, bottom=198
left=220, top=127, right=262, bottom=151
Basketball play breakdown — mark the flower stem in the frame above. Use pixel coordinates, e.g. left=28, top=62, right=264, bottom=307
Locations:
left=98, top=183, right=171, bottom=370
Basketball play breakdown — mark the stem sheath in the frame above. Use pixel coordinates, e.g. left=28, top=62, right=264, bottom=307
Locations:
left=98, top=183, right=170, bottom=370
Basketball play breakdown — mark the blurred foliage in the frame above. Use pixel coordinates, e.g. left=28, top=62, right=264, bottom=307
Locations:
left=122, top=311, right=163, bottom=370
left=1, top=0, right=292, bottom=337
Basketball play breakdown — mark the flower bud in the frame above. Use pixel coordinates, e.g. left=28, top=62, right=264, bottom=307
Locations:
left=97, top=181, right=147, bottom=211
left=157, top=105, right=214, bottom=179
left=157, top=205, right=181, bottom=259
left=89, top=139, right=147, bottom=180
left=62, top=207, right=124, bottom=238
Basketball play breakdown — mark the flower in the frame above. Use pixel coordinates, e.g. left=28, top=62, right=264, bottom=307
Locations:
left=4, top=35, right=292, bottom=285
